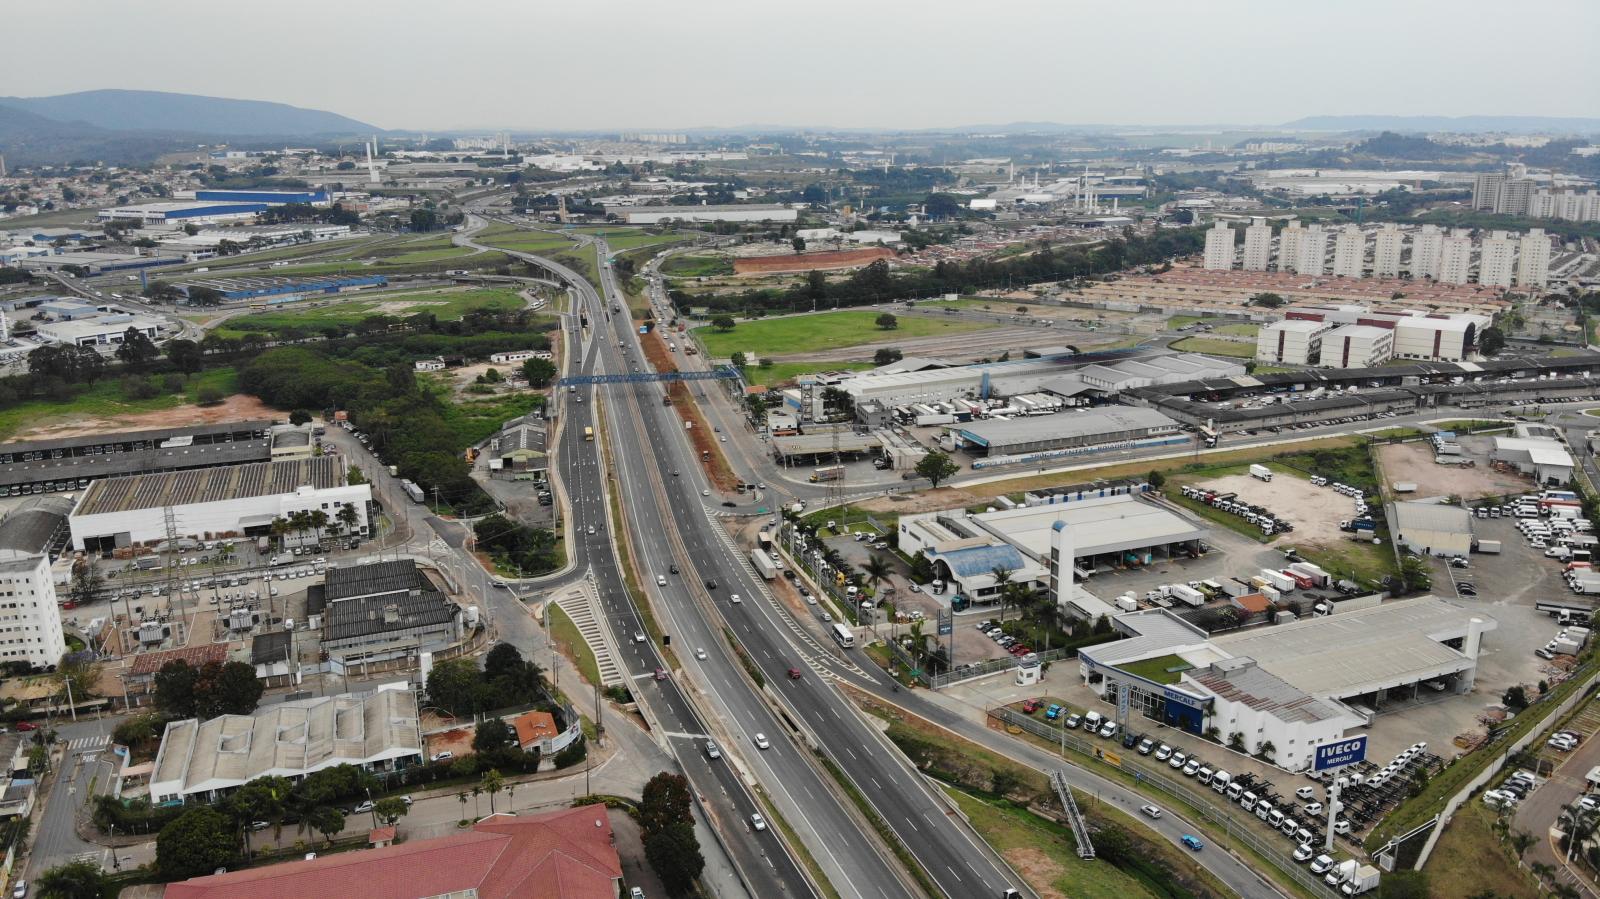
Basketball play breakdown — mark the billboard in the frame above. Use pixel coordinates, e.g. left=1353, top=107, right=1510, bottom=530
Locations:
left=1314, top=735, right=1368, bottom=772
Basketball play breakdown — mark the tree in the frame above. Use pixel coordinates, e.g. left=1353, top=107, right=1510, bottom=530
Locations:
left=861, top=555, right=893, bottom=597
left=426, top=658, right=483, bottom=717
left=484, top=643, right=526, bottom=682
left=873, top=347, right=903, bottom=366
left=307, top=805, right=345, bottom=846
left=186, top=285, right=226, bottom=307
left=914, top=450, right=959, bottom=488
left=157, top=806, right=236, bottom=880
left=1479, top=325, right=1507, bottom=356
left=228, top=776, right=291, bottom=857
left=988, top=564, right=1018, bottom=621
left=68, top=558, right=103, bottom=607
left=1146, top=469, right=1166, bottom=491
left=730, top=351, right=747, bottom=369
left=197, top=384, right=225, bottom=405
left=1502, top=685, right=1529, bottom=710
left=114, top=327, right=160, bottom=370
left=473, top=717, right=515, bottom=753
left=164, top=338, right=203, bottom=374
left=710, top=315, right=736, bottom=332
left=875, top=313, right=898, bottom=330
left=34, top=859, right=111, bottom=899
left=1248, top=292, right=1285, bottom=309
left=481, top=769, right=504, bottom=816
left=154, top=659, right=201, bottom=719
left=289, top=409, right=313, bottom=426
left=374, top=796, right=410, bottom=826
left=644, top=822, right=705, bottom=897
left=521, top=357, right=557, bottom=388
left=640, top=772, right=694, bottom=836
left=792, top=237, right=806, bottom=253
left=194, top=660, right=265, bottom=718
left=1510, top=828, right=1537, bottom=858
left=1399, top=555, right=1432, bottom=593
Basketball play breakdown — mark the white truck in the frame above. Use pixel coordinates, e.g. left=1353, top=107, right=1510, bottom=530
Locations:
left=1340, top=864, right=1381, bottom=895
left=750, top=549, right=778, bottom=580
left=1248, top=464, right=1273, bottom=482
left=1168, top=584, right=1207, bottom=607
left=1259, top=569, right=1296, bottom=593
left=1475, top=539, right=1502, bottom=554
left=1288, top=561, right=1330, bottom=587
left=1325, top=859, right=1359, bottom=889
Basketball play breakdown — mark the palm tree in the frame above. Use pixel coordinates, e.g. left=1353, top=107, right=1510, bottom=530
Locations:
left=269, top=517, right=290, bottom=552
left=482, top=769, right=504, bottom=816
left=457, top=791, right=468, bottom=822
left=472, top=785, right=482, bottom=819
left=989, top=565, right=1017, bottom=620
left=308, top=509, right=330, bottom=543
left=862, top=555, right=893, bottom=597
left=338, top=503, right=360, bottom=538
left=1510, top=828, right=1537, bottom=858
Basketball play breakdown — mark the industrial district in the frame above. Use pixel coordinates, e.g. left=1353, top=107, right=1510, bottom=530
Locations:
left=2, top=7, right=1600, bottom=899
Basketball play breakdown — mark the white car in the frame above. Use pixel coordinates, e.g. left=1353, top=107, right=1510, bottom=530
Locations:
left=750, top=812, right=767, bottom=831
left=656, top=574, right=667, bottom=586
left=431, top=751, right=454, bottom=763
left=753, top=733, right=770, bottom=750
left=695, top=648, right=707, bottom=660
left=731, top=594, right=742, bottom=604
left=702, top=489, right=711, bottom=497
left=1293, top=843, right=1314, bottom=863
left=1483, top=789, right=1520, bottom=807
left=633, top=631, right=646, bottom=643
left=1139, top=804, right=1162, bottom=819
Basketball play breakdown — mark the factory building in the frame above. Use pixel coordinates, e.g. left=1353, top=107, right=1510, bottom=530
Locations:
left=609, top=204, right=797, bottom=224
left=34, top=312, right=164, bottom=347
left=17, top=251, right=185, bottom=275
left=1492, top=436, right=1575, bottom=486
left=191, top=189, right=330, bottom=205
left=98, top=202, right=268, bottom=226
left=1080, top=598, right=1494, bottom=769
left=944, top=406, right=1181, bottom=458
left=313, top=561, right=467, bottom=667
left=68, top=456, right=371, bottom=553
left=0, top=498, right=70, bottom=668
left=1392, top=502, right=1475, bottom=557
left=0, top=421, right=271, bottom=496
left=1321, top=325, right=1395, bottom=369
left=1255, top=319, right=1331, bottom=365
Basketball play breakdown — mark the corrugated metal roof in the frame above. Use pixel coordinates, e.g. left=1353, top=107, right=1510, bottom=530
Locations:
left=955, top=406, right=1179, bottom=448
left=323, top=560, right=431, bottom=603
left=74, top=456, right=341, bottom=516
left=929, top=544, right=1026, bottom=578
left=0, top=496, right=72, bottom=559
left=1187, top=658, right=1347, bottom=724
left=1393, top=502, right=1473, bottom=535
left=323, top=589, right=459, bottom=642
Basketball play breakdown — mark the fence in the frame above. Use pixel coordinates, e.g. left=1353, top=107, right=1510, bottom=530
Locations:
left=928, top=648, right=1073, bottom=689
left=1408, top=666, right=1600, bottom=869
left=992, top=706, right=1336, bottom=896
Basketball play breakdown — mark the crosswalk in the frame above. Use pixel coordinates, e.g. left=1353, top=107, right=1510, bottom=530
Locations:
left=67, top=735, right=108, bottom=752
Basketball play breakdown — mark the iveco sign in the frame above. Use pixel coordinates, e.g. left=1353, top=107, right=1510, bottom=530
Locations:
left=1314, top=735, right=1368, bottom=772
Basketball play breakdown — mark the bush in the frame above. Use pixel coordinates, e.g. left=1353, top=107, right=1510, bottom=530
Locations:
left=197, top=385, right=225, bottom=405
left=553, top=736, right=587, bottom=769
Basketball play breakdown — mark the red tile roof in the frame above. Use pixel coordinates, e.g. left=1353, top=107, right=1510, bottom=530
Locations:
left=511, top=710, right=559, bottom=748
left=163, top=804, right=621, bottom=899
left=367, top=826, right=395, bottom=845
left=129, top=643, right=230, bottom=677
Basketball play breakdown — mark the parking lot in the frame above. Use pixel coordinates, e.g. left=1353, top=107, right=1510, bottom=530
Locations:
left=1373, top=438, right=1530, bottom=500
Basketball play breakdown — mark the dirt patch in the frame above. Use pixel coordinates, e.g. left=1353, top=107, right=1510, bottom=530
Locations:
left=425, top=725, right=476, bottom=759
left=1186, top=471, right=1349, bottom=549
left=1007, top=846, right=1070, bottom=899
left=366, top=299, right=450, bottom=315
left=1373, top=441, right=1530, bottom=500
left=641, top=328, right=736, bottom=491
left=855, top=486, right=985, bottom=515
left=11, top=394, right=279, bottom=442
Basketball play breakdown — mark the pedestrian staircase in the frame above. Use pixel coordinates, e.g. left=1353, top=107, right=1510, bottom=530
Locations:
left=1051, top=770, right=1097, bottom=860
left=550, top=583, right=625, bottom=688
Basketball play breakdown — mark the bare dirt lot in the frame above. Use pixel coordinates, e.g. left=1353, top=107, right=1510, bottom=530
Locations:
left=1373, top=441, right=1531, bottom=500
left=10, top=394, right=279, bottom=442
left=1194, top=471, right=1349, bottom=549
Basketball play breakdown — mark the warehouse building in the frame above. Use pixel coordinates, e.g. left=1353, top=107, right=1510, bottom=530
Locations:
left=0, top=421, right=271, bottom=496
left=1255, top=319, right=1331, bottom=365
left=34, top=312, right=164, bottom=347
left=898, top=487, right=1206, bottom=607
left=0, top=497, right=71, bottom=668
left=609, top=204, right=797, bottom=224
left=309, top=560, right=466, bottom=667
left=68, top=456, right=370, bottom=553
left=1321, top=324, right=1395, bottom=369
left=17, top=251, right=186, bottom=275
left=1282, top=306, right=1491, bottom=363
left=176, top=274, right=387, bottom=303
left=150, top=687, right=423, bottom=804
left=1079, top=598, right=1494, bottom=770
left=1492, top=436, right=1575, bottom=486
left=490, top=416, right=548, bottom=477
left=944, top=406, right=1181, bottom=458
left=99, top=202, right=268, bottom=226
left=1392, top=501, right=1475, bottom=557
left=190, top=189, right=330, bottom=205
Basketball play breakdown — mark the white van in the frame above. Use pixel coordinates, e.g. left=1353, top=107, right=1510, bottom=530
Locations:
left=1097, top=721, right=1118, bottom=740
left=1083, top=711, right=1103, bottom=731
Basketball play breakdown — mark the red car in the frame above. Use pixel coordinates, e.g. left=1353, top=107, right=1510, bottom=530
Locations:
left=14, top=722, right=36, bottom=732
left=1009, top=645, right=1032, bottom=656
left=1022, top=699, right=1041, bottom=714
left=786, top=668, right=803, bottom=680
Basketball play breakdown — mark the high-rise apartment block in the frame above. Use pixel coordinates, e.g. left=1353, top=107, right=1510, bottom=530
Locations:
left=1202, top=221, right=1236, bottom=270
left=1477, top=230, right=1517, bottom=288
left=1372, top=224, right=1404, bottom=278
left=1437, top=229, right=1474, bottom=285
left=1241, top=217, right=1274, bottom=271
left=1278, top=223, right=1307, bottom=274
left=1518, top=229, right=1551, bottom=289
left=1410, top=224, right=1444, bottom=279
left=1331, top=225, right=1365, bottom=278
left=1297, top=224, right=1328, bottom=275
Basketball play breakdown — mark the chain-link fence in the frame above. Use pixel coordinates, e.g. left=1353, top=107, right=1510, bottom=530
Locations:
left=992, top=706, right=1339, bottom=896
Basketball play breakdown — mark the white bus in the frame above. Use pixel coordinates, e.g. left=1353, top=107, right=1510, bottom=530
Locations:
left=830, top=623, right=854, bottom=649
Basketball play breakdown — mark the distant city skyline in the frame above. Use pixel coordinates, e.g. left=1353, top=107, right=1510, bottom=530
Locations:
left=4, top=0, right=1598, bottom=133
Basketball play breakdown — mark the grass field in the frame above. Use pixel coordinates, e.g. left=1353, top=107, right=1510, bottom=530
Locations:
left=383, top=246, right=478, bottom=264
left=741, top=360, right=874, bottom=387
left=215, top=288, right=526, bottom=336
left=1166, top=315, right=1205, bottom=330
left=244, top=251, right=511, bottom=279
left=694, top=310, right=996, bottom=358
left=1118, top=654, right=1190, bottom=685
left=1168, top=336, right=1257, bottom=358
left=660, top=253, right=734, bottom=278
left=1421, top=800, right=1536, bottom=899
left=546, top=604, right=601, bottom=686
left=1212, top=322, right=1259, bottom=337
left=0, top=367, right=239, bottom=441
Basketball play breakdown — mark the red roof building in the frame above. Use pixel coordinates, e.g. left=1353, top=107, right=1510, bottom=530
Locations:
left=511, top=710, right=560, bottom=752
left=163, top=804, right=622, bottom=899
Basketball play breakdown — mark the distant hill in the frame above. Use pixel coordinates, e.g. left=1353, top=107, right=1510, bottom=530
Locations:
left=0, top=103, right=200, bottom=166
left=1283, top=114, right=1600, bottom=134
left=0, top=89, right=377, bottom=137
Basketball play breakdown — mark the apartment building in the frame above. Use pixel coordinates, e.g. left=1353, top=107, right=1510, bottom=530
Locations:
left=1203, top=221, right=1236, bottom=270
left=1372, top=224, right=1404, bottom=278
left=1518, top=229, right=1551, bottom=289
left=1331, top=225, right=1366, bottom=278
left=1477, top=231, right=1517, bottom=288
left=1297, top=224, right=1329, bottom=276
left=0, top=498, right=69, bottom=668
left=1241, top=217, right=1274, bottom=271
left=1410, top=224, right=1444, bottom=279
left=1437, top=229, right=1474, bottom=285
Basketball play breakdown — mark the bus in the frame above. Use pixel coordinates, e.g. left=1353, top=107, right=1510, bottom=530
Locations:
left=830, top=623, right=854, bottom=649
left=583, top=426, right=594, bottom=441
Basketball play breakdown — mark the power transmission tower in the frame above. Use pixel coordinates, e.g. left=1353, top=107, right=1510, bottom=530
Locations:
left=163, top=503, right=184, bottom=644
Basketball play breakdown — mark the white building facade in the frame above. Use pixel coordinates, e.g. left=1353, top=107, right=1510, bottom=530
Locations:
left=1410, top=225, right=1444, bottom=279
left=1437, top=229, right=1474, bottom=285
left=1203, top=221, right=1236, bottom=270
left=1255, top=319, right=1331, bottom=365
left=1372, top=225, right=1404, bottom=278
left=1321, top=325, right=1395, bottom=369
left=0, top=499, right=71, bottom=668
left=1518, top=229, right=1551, bottom=289
left=1241, top=218, right=1274, bottom=271
left=1331, top=225, right=1366, bottom=278
left=1478, top=231, right=1516, bottom=288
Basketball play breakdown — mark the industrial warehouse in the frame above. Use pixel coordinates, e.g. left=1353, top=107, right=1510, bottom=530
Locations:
left=67, top=455, right=371, bottom=552
left=897, top=483, right=1207, bottom=606
left=942, top=405, right=1183, bottom=459
left=0, top=421, right=272, bottom=495
left=1078, top=598, right=1496, bottom=771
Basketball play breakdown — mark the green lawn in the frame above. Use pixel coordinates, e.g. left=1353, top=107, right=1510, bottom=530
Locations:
left=0, top=367, right=240, bottom=441
left=742, top=360, right=875, bottom=387
left=1212, top=322, right=1259, bottom=338
left=1166, top=314, right=1205, bottom=330
left=546, top=604, right=601, bottom=686
left=1118, top=654, right=1191, bottom=685
left=1169, top=336, right=1257, bottom=359
left=215, top=288, right=526, bottom=336
left=245, top=251, right=511, bottom=278
left=382, top=246, right=479, bottom=264
left=660, top=254, right=734, bottom=277
left=1428, top=419, right=1512, bottom=434
left=694, top=310, right=996, bottom=358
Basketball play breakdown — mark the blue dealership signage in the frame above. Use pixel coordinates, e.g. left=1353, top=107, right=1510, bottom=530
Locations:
left=1162, top=687, right=1205, bottom=710
left=1313, top=735, right=1368, bottom=772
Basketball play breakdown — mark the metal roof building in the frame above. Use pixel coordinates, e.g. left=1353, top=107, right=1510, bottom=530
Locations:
left=0, top=421, right=271, bottom=492
left=948, top=406, right=1180, bottom=456
left=1392, top=502, right=1475, bottom=557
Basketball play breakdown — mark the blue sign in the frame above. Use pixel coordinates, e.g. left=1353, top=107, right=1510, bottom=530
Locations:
left=1163, top=687, right=1205, bottom=710
left=1314, top=735, right=1368, bottom=772
left=1116, top=684, right=1131, bottom=720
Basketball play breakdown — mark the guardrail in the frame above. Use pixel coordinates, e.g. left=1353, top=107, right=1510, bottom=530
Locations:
left=992, top=706, right=1336, bottom=896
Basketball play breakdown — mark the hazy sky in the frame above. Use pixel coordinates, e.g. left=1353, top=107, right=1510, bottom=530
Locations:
left=6, top=0, right=1597, bottom=132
